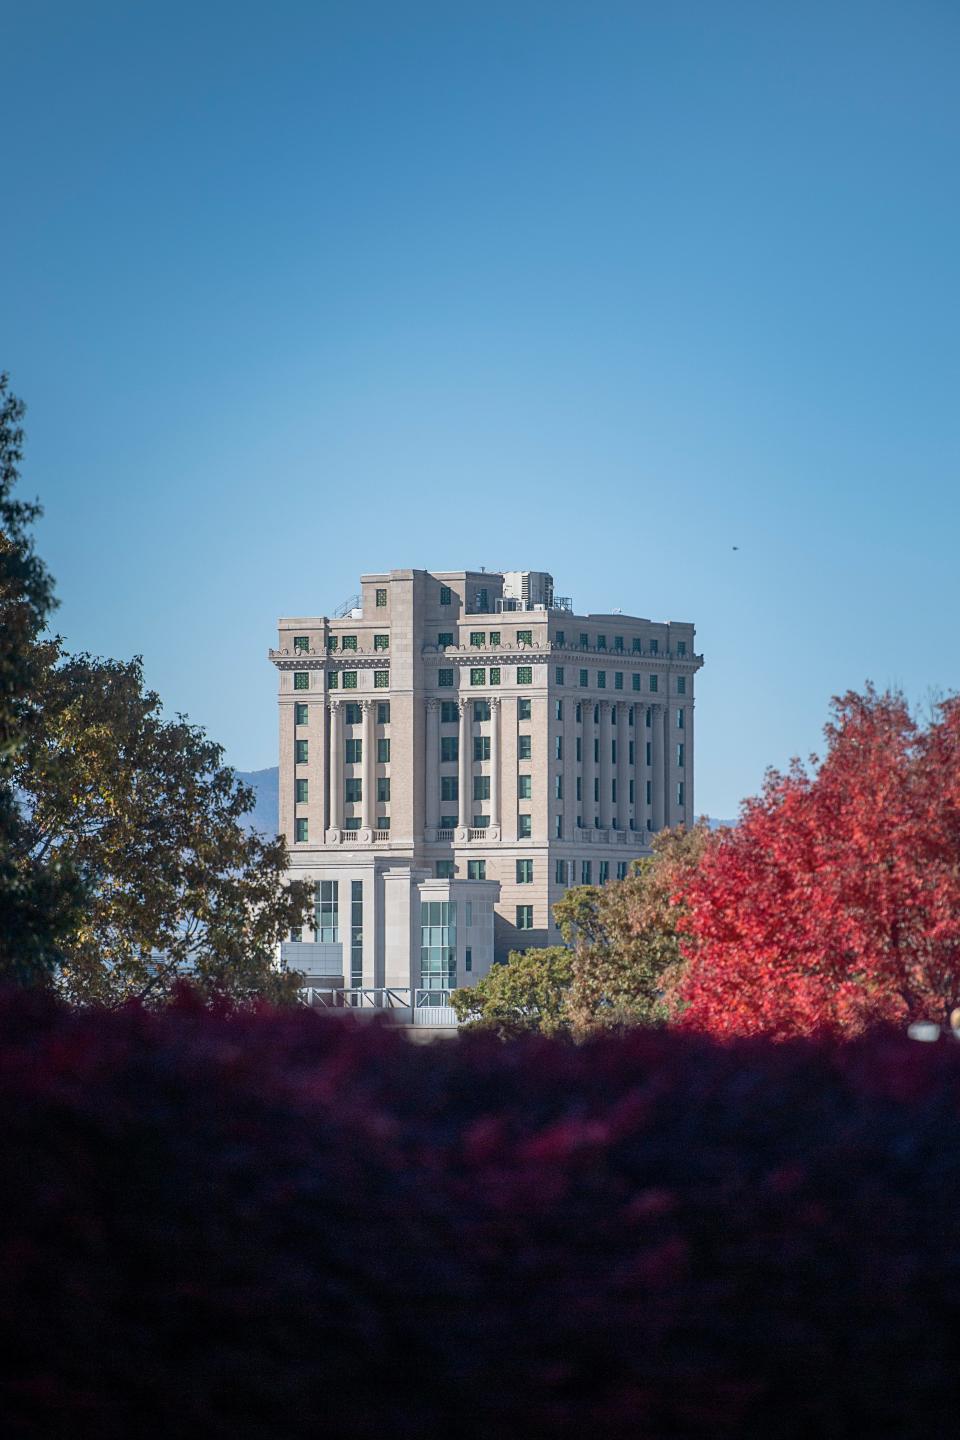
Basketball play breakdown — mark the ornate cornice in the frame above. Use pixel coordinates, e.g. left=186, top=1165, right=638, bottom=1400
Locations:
left=270, top=654, right=388, bottom=672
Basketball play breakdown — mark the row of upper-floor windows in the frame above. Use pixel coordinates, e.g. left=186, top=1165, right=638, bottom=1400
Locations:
left=296, top=629, right=689, bottom=658
left=436, top=668, right=688, bottom=692
left=557, top=668, right=686, bottom=694
left=438, top=629, right=539, bottom=649
left=295, top=776, right=392, bottom=804
left=433, top=857, right=618, bottom=884
left=317, top=634, right=391, bottom=652
left=553, top=632, right=688, bottom=657
left=438, top=666, right=536, bottom=687
left=434, top=734, right=684, bottom=768
left=292, top=699, right=683, bottom=744
left=294, top=669, right=390, bottom=690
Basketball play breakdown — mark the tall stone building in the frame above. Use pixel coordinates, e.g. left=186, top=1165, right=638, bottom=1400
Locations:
left=271, top=569, right=703, bottom=999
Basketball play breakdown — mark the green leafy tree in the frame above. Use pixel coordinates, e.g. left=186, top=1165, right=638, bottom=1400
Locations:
left=0, top=375, right=84, bottom=983
left=13, top=651, right=313, bottom=1004
left=450, top=946, right=573, bottom=1037
left=0, top=374, right=311, bottom=1001
left=555, top=822, right=711, bottom=1034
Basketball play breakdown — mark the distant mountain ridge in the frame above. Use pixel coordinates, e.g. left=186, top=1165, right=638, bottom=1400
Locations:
left=234, top=765, right=735, bottom=841
left=236, top=767, right=279, bottom=837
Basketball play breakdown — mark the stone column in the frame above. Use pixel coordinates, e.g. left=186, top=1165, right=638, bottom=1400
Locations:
left=361, top=699, right=375, bottom=837
left=489, top=696, right=501, bottom=837
left=597, top=700, right=611, bottom=831
left=425, top=699, right=440, bottom=836
left=683, top=703, right=694, bottom=827
left=581, top=699, right=595, bottom=830
left=327, top=700, right=342, bottom=836
left=651, top=703, right=665, bottom=831
left=457, top=697, right=470, bottom=836
left=563, top=697, right=577, bottom=839
left=616, top=702, right=630, bottom=831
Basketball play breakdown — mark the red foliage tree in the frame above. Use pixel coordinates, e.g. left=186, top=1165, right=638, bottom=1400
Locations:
left=675, top=686, right=960, bottom=1037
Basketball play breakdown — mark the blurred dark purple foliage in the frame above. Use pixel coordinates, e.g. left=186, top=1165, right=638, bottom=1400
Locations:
left=3, top=989, right=960, bottom=1438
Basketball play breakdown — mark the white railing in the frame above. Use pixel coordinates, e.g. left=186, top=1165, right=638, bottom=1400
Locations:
left=299, top=987, right=461, bottom=1027
left=373, top=829, right=391, bottom=842
left=468, top=828, right=488, bottom=841
left=437, top=828, right=454, bottom=840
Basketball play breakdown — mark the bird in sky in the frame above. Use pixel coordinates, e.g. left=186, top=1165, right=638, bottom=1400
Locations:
left=732, top=545, right=739, bottom=551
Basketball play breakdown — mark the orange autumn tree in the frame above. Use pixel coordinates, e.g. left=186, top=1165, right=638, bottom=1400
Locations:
left=673, top=686, right=960, bottom=1038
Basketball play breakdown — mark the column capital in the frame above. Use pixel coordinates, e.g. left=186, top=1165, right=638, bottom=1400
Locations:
left=328, top=697, right=342, bottom=713
left=458, top=696, right=470, bottom=714
left=360, top=697, right=376, bottom=712
left=426, top=697, right=441, bottom=711
left=597, top=697, right=611, bottom=713
left=489, top=694, right=502, bottom=710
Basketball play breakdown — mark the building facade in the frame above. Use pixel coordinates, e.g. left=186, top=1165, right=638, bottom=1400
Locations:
left=271, top=568, right=703, bottom=994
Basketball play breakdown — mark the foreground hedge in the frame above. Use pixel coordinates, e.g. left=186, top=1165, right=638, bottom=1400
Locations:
left=3, top=991, right=960, bottom=1437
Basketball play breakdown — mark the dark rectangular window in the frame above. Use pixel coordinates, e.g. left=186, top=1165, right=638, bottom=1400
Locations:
left=377, top=778, right=391, bottom=803
left=436, top=860, right=455, bottom=879
left=294, top=636, right=309, bottom=653
left=555, top=666, right=565, bottom=684
left=473, top=775, right=490, bottom=800
left=316, top=880, right=338, bottom=941
left=345, top=778, right=362, bottom=803
left=377, top=702, right=391, bottom=724
left=579, top=669, right=588, bottom=688
left=441, top=736, right=459, bottom=763
left=295, top=779, right=308, bottom=804
left=440, top=701, right=458, bottom=723
left=440, top=585, right=452, bottom=604
left=294, top=703, right=308, bottom=725
left=468, top=860, right=486, bottom=880
left=294, top=672, right=309, bottom=691
left=438, top=669, right=454, bottom=687
left=345, top=738, right=362, bottom=764
left=474, top=735, right=490, bottom=761
left=516, top=859, right=533, bottom=883
left=518, top=697, right=531, bottom=720
left=518, top=735, right=532, bottom=759
left=295, top=740, right=308, bottom=764
left=518, top=814, right=532, bottom=838
left=441, top=776, right=458, bottom=802
left=516, top=905, right=533, bottom=929
left=375, top=588, right=387, bottom=607
left=345, top=703, right=362, bottom=725
left=474, top=699, right=490, bottom=722
left=295, top=818, right=308, bottom=843
left=351, top=880, right=363, bottom=985
left=378, top=738, right=390, bottom=762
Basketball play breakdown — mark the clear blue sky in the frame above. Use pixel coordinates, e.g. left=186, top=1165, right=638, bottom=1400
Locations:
left=3, top=0, right=958, bottom=816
